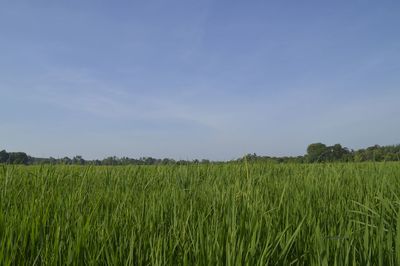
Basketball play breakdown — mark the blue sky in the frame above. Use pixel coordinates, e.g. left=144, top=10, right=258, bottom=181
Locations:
left=1, top=0, right=399, bottom=160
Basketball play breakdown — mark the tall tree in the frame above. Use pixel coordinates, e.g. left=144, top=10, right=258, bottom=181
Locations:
left=8, top=152, right=29, bottom=164
left=0, top=150, right=9, bottom=163
left=306, top=143, right=328, bottom=162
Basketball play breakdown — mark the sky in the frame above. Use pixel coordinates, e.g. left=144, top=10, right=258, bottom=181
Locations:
left=1, top=0, right=399, bottom=160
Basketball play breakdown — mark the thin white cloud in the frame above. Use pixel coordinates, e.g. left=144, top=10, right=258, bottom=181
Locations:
left=27, top=67, right=236, bottom=131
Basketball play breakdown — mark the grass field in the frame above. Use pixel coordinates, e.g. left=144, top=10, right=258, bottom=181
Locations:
left=1, top=162, right=400, bottom=265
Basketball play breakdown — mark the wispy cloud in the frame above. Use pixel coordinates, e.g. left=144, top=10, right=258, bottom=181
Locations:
left=27, top=67, right=238, bottom=131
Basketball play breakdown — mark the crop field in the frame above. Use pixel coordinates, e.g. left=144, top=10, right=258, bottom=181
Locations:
left=1, top=162, right=400, bottom=265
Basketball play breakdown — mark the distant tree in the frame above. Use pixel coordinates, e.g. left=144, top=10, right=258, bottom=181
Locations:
left=161, top=158, right=175, bottom=165
left=61, top=157, right=72, bottom=165
left=329, top=144, right=351, bottom=161
left=0, top=150, right=9, bottom=163
left=102, top=156, right=119, bottom=165
left=384, top=153, right=398, bottom=161
left=307, top=143, right=328, bottom=162
left=354, top=149, right=366, bottom=162
left=342, top=151, right=354, bottom=162
left=242, top=153, right=258, bottom=162
left=1, top=143, right=399, bottom=165
left=8, top=152, right=29, bottom=164
left=176, top=160, right=189, bottom=165
left=93, top=160, right=102, bottom=165
left=142, top=157, right=157, bottom=165
left=72, top=155, right=85, bottom=165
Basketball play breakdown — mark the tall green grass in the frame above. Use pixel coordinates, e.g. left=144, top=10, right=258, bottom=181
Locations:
left=1, top=162, right=400, bottom=265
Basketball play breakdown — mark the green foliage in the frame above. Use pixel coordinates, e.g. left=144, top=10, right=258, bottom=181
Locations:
left=8, top=152, right=29, bottom=164
left=306, top=143, right=351, bottom=162
left=1, top=163, right=400, bottom=265
left=0, top=150, right=28, bottom=164
left=1, top=143, right=400, bottom=165
left=307, top=143, right=328, bottom=162
left=0, top=150, right=9, bottom=163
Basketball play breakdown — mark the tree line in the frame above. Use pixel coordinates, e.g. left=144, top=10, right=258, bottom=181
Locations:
left=0, top=150, right=211, bottom=165
left=1, top=143, right=400, bottom=165
left=242, top=143, right=400, bottom=163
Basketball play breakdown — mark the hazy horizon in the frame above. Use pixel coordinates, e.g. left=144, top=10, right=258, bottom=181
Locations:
left=1, top=1, right=400, bottom=160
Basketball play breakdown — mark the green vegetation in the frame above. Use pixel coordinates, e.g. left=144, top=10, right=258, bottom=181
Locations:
left=1, top=143, right=400, bottom=165
left=1, top=162, right=400, bottom=265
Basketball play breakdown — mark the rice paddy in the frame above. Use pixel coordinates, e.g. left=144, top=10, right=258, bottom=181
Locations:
left=1, top=162, right=400, bottom=265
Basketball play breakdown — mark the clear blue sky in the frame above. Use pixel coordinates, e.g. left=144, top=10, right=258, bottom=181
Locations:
left=1, top=0, right=399, bottom=160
